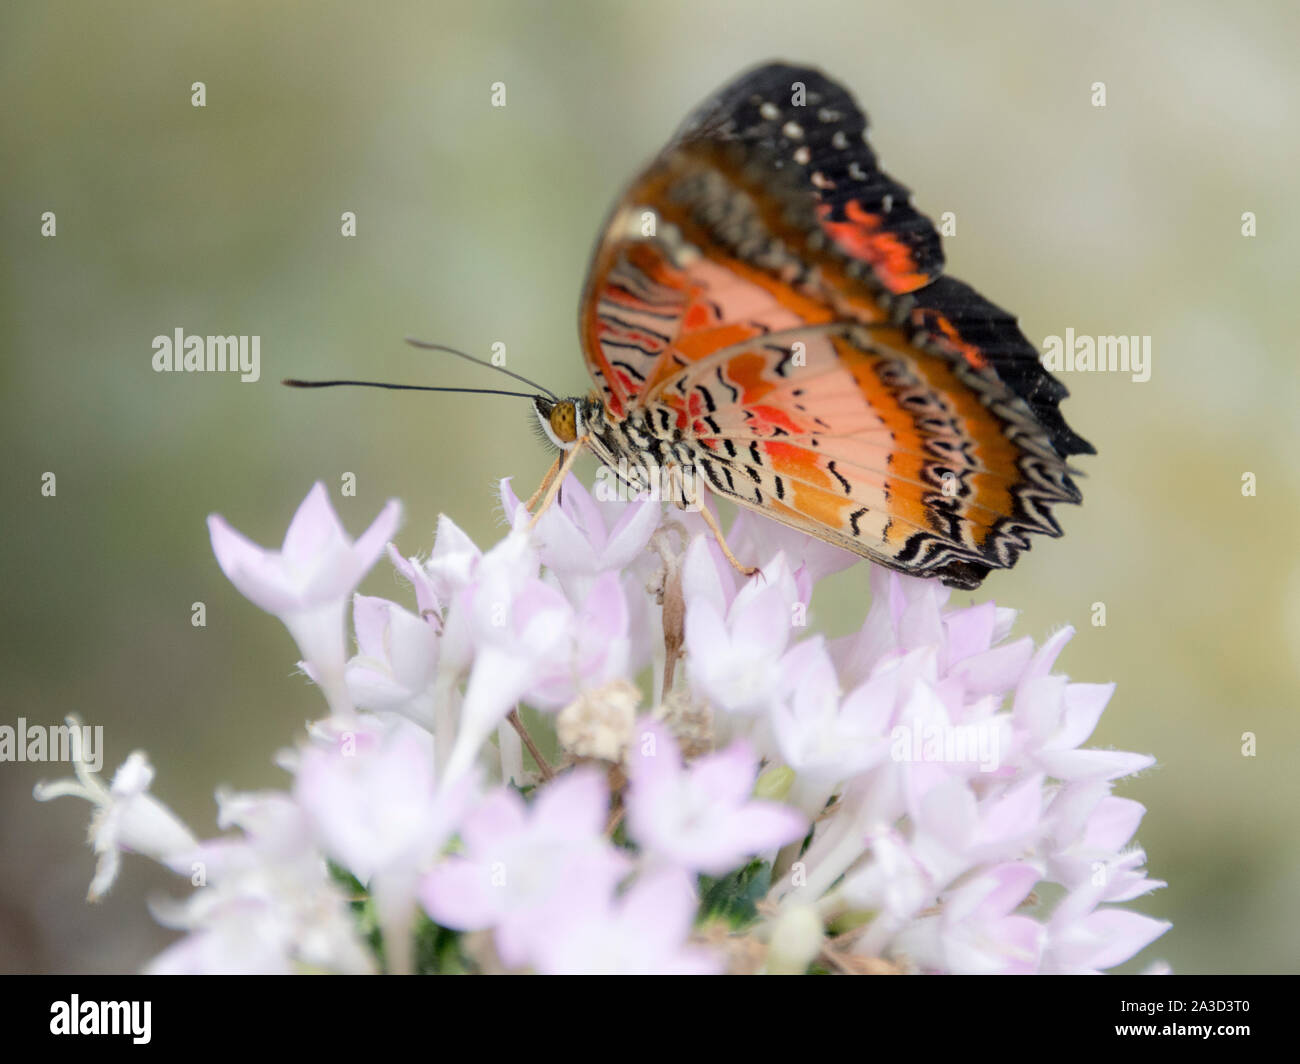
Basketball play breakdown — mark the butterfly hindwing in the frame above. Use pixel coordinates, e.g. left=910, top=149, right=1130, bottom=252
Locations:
left=646, top=318, right=1080, bottom=588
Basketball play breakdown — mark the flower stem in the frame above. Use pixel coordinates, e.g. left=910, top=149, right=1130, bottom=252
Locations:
left=507, top=708, right=554, bottom=782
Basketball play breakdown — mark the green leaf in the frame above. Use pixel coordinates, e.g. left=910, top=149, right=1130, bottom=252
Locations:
left=414, top=914, right=472, bottom=975
left=697, top=859, right=772, bottom=930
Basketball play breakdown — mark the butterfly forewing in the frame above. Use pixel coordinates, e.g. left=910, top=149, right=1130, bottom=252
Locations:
left=577, top=62, right=1092, bottom=589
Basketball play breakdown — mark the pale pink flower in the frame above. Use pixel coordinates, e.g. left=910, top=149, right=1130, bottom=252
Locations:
left=500, top=476, right=660, bottom=584
left=419, top=768, right=631, bottom=969
left=149, top=790, right=372, bottom=975
left=1037, top=882, right=1173, bottom=974
left=207, top=482, right=401, bottom=716
left=42, top=476, right=1172, bottom=975
left=530, top=868, right=722, bottom=975
left=768, top=637, right=893, bottom=815
left=343, top=594, right=440, bottom=729
left=386, top=544, right=441, bottom=619
left=626, top=719, right=807, bottom=875
left=295, top=719, right=472, bottom=972
left=683, top=551, right=802, bottom=718
left=890, top=862, right=1042, bottom=974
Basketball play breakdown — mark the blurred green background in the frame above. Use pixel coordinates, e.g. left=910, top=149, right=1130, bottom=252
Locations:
left=2, top=0, right=1297, bottom=973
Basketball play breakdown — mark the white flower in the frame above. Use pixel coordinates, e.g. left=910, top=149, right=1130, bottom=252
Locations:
left=34, top=717, right=197, bottom=901
left=208, top=482, right=401, bottom=717
left=295, top=719, right=473, bottom=973
left=148, top=790, right=373, bottom=975
left=344, top=594, right=440, bottom=729
left=683, top=549, right=800, bottom=718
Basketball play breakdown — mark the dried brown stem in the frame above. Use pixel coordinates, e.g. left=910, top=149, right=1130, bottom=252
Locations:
left=507, top=707, right=554, bottom=782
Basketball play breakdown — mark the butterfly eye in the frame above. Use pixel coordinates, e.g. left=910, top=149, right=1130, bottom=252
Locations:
left=549, top=402, right=578, bottom=444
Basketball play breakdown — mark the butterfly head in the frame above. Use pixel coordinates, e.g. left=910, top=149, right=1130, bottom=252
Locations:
left=532, top=394, right=604, bottom=452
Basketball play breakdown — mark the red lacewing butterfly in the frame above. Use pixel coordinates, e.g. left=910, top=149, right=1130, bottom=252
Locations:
left=287, top=62, right=1093, bottom=590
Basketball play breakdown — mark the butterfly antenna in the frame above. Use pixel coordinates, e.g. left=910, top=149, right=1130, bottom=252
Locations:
left=282, top=379, right=537, bottom=400
left=404, top=338, right=560, bottom=400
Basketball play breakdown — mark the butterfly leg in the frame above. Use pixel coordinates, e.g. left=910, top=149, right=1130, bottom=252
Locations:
left=674, top=468, right=759, bottom=579
left=528, top=441, right=585, bottom=529
left=525, top=453, right=564, bottom=512
left=696, top=504, right=760, bottom=579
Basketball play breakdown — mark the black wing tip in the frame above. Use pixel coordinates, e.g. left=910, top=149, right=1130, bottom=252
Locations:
left=938, top=559, right=993, bottom=590
left=1058, top=429, right=1097, bottom=458
left=904, top=276, right=1097, bottom=463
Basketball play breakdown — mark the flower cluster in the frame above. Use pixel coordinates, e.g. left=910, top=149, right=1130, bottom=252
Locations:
left=36, top=479, right=1170, bottom=973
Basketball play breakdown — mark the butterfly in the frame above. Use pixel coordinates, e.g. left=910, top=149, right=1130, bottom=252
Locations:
left=528, top=61, right=1092, bottom=590
left=289, top=62, right=1092, bottom=591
